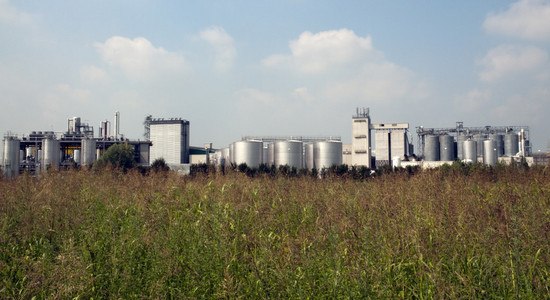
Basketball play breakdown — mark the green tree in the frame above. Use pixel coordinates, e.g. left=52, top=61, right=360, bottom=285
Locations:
left=96, top=143, right=136, bottom=171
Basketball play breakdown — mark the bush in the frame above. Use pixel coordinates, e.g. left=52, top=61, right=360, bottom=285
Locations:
left=151, top=158, right=169, bottom=173
left=95, top=143, right=135, bottom=171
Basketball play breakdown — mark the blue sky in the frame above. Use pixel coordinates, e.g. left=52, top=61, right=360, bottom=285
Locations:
left=1, top=0, right=550, bottom=153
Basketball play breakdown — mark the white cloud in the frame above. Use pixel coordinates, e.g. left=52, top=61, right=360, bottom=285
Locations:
left=0, top=0, right=33, bottom=25
left=94, top=36, right=186, bottom=80
left=484, top=0, right=550, bottom=40
left=478, top=45, right=548, bottom=82
left=264, top=29, right=377, bottom=74
left=491, top=88, right=550, bottom=124
left=80, top=65, right=109, bottom=85
left=453, top=89, right=492, bottom=112
left=235, top=88, right=277, bottom=106
left=292, top=87, right=313, bottom=103
left=262, top=29, right=429, bottom=104
left=199, top=26, right=236, bottom=72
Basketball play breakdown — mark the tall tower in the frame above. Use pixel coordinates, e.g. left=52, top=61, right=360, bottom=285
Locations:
left=351, top=107, right=372, bottom=168
left=149, top=118, right=190, bottom=165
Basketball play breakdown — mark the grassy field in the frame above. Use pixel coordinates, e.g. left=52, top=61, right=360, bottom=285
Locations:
left=0, top=165, right=549, bottom=298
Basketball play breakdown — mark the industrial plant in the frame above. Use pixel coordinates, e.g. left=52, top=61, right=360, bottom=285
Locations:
left=1, top=107, right=540, bottom=178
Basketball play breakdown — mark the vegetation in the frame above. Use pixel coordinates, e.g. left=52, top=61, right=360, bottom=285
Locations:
left=95, top=143, right=135, bottom=171
left=0, top=164, right=549, bottom=298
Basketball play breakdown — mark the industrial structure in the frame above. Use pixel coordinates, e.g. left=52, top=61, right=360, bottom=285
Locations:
left=149, top=118, right=190, bottom=165
left=416, top=122, right=531, bottom=166
left=2, top=112, right=151, bottom=178
left=3, top=108, right=543, bottom=178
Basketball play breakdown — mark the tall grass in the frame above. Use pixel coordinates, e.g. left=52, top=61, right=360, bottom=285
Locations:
left=0, top=166, right=549, bottom=298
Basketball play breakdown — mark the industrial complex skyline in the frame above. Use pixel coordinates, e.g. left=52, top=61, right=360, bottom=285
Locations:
left=1, top=0, right=550, bottom=154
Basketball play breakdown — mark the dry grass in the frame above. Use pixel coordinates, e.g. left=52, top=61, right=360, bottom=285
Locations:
left=0, top=165, right=549, bottom=298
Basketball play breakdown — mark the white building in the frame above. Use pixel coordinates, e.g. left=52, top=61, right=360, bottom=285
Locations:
left=149, top=118, right=190, bottom=165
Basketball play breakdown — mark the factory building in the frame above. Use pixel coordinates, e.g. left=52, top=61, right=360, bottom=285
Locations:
left=1, top=113, right=151, bottom=178
left=351, top=108, right=372, bottom=168
left=149, top=118, right=190, bottom=165
left=372, top=123, right=410, bottom=167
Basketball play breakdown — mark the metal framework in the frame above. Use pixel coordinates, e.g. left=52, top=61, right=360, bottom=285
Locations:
left=416, top=122, right=530, bottom=157
left=241, top=136, right=341, bottom=143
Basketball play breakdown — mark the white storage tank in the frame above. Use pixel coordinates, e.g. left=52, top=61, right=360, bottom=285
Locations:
left=74, top=149, right=81, bottom=165
left=483, top=140, right=497, bottom=166
left=313, top=140, right=342, bottom=170
left=489, top=134, right=504, bottom=157
left=81, top=138, right=97, bottom=166
left=267, top=143, right=275, bottom=166
left=42, top=137, right=60, bottom=170
left=233, top=140, right=263, bottom=168
left=462, top=140, right=477, bottom=163
left=3, top=136, right=21, bottom=178
left=456, top=134, right=469, bottom=160
left=504, top=133, right=519, bottom=156
left=274, top=140, right=303, bottom=169
left=305, top=143, right=314, bottom=170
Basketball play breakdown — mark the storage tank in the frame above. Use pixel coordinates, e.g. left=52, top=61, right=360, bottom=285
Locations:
left=74, top=149, right=81, bottom=164
left=2, top=137, right=21, bottom=178
left=424, top=135, right=440, bottom=161
left=483, top=140, right=497, bottom=166
left=439, top=135, right=455, bottom=161
left=489, top=134, right=504, bottom=157
left=274, top=140, right=303, bottom=169
left=305, top=143, right=314, bottom=170
left=221, top=148, right=230, bottom=167
left=473, top=134, right=486, bottom=157
left=262, top=145, right=269, bottom=165
left=81, top=138, right=97, bottom=166
left=504, top=133, right=519, bottom=156
left=267, top=143, right=275, bottom=166
left=313, top=141, right=342, bottom=170
left=233, top=140, right=263, bottom=168
left=456, top=134, right=468, bottom=159
left=229, top=143, right=235, bottom=165
left=462, top=140, right=477, bottom=163
left=42, top=137, right=60, bottom=170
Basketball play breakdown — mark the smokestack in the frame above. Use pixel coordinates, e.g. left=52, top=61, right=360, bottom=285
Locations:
left=114, top=111, right=120, bottom=140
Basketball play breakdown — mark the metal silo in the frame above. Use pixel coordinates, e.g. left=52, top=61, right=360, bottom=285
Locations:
left=489, top=134, right=504, bottom=157
left=220, top=147, right=230, bottom=167
left=439, top=135, right=455, bottom=161
left=424, top=135, right=440, bottom=161
left=483, top=140, right=497, bottom=166
left=233, top=140, right=263, bottom=168
left=74, top=149, right=81, bottom=165
left=462, top=140, right=477, bottom=163
left=2, top=136, right=21, bottom=178
left=262, top=145, right=269, bottom=165
left=81, top=138, right=96, bottom=166
left=504, top=133, right=519, bottom=156
left=473, top=134, right=485, bottom=157
left=42, top=137, right=60, bottom=170
left=267, top=143, right=275, bottom=166
left=229, top=143, right=235, bottom=165
left=274, top=140, right=303, bottom=169
left=314, top=140, right=342, bottom=170
left=456, top=134, right=468, bottom=159
left=305, top=143, right=314, bottom=170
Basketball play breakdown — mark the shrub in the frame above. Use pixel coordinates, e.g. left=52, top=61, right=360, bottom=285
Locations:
left=95, top=143, right=135, bottom=171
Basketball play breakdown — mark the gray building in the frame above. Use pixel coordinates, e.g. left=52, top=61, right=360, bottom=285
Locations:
left=351, top=108, right=372, bottom=168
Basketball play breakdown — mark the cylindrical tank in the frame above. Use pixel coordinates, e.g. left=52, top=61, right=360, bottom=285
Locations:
left=81, top=138, right=97, bottom=166
left=456, top=134, right=468, bottom=159
left=74, top=149, right=81, bottom=164
left=305, top=143, right=314, bottom=170
left=3, top=137, right=21, bottom=178
left=42, top=137, right=60, bottom=170
left=229, top=143, right=235, bottom=164
left=221, top=147, right=230, bottom=167
left=233, top=140, right=263, bottom=168
left=313, top=141, right=342, bottom=170
left=262, top=145, right=269, bottom=165
left=504, top=133, right=519, bottom=156
left=424, top=135, right=440, bottom=161
left=267, top=143, right=275, bottom=166
left=483, top=140, right=497, bottom=166
left=489, top=134, right=504, bottom=157
left=462, top=140, right=477, bottom=163
left=439, top=135, right=455, bottom=161
left=274, top=140, right=303, bottom=169
left=472, top=134, right=485, bottom=157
